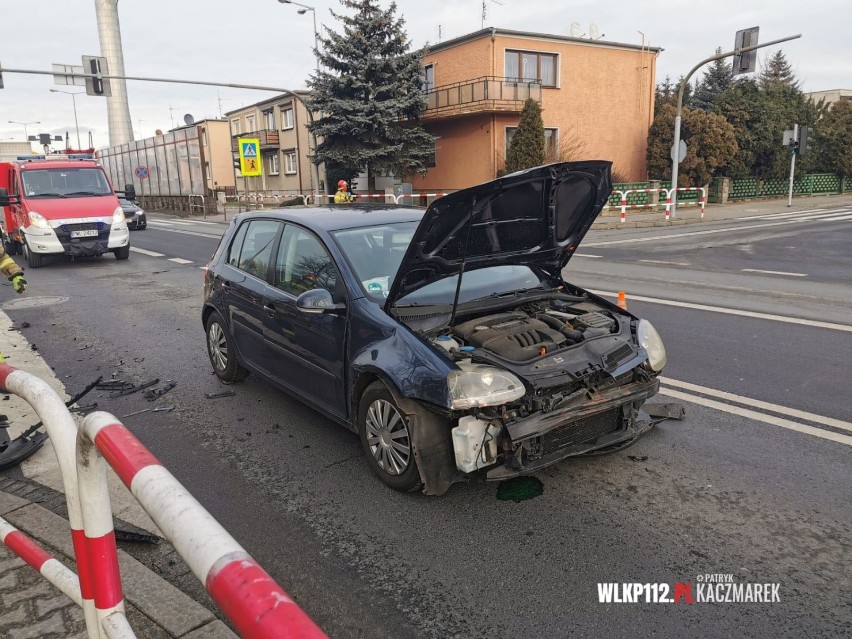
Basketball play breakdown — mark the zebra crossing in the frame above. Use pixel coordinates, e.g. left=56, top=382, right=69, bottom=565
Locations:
left=736, top=207, right=852, bottom=223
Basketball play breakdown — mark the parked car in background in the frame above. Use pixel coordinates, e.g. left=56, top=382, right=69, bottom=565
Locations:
left=201, top=162, right=667, bottom=495
left=119, top=197, right=147, bottom=230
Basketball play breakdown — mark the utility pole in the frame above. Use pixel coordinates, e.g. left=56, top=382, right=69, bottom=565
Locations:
left=669, top=32, right=801, bottom=216
left=787, top=124, right=798, bottom=207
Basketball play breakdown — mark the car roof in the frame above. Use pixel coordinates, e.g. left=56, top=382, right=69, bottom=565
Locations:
left=238, top=204, right=425, bottom=232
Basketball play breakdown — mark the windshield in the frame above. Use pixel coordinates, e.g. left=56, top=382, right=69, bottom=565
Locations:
left=21, top=168, right=112, bottom=198
left=332, top=222, right=545, bottom=305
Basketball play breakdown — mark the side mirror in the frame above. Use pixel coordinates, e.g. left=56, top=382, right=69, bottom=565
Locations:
left=123, top=184, right=136, bottom=200
left=0, top=188, right=18, bottom=207
left=296, top=289, right=346, bottom=315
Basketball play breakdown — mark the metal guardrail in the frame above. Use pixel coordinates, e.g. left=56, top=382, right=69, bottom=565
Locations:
left=0, top=363, right=327, bottom=639
left=613, top=187, right=707, bottom=222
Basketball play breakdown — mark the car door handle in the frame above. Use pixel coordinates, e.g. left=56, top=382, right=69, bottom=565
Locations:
left=263, top=303, right=276, bottom=317
left=220, top=280, right=231, bottom=290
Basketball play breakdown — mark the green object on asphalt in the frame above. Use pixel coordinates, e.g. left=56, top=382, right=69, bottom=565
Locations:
left=496, top=476, right=544, bottom=502
left=12, top=275, right=26, bottom=294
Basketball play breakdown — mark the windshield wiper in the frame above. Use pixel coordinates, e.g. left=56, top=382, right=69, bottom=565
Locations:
left=65, top=191, right=106, bottom=197
left=27, top=193, right=67, bottom=198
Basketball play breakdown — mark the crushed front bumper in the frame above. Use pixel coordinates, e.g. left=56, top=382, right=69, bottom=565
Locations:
left=486, top=376, right=660, bottom=480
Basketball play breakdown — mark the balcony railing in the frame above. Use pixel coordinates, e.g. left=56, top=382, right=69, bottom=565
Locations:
left=231, top=129, right=279, bottom=152
left=421, top=76, right=542, bottom=120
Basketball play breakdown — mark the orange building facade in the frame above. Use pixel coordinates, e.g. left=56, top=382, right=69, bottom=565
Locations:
left=412, top=28, right=660, bottom=191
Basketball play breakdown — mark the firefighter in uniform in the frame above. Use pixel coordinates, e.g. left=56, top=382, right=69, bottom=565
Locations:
left=0, top=248, right=26, bottom=294
left=334, top=180, right=355, bottom=204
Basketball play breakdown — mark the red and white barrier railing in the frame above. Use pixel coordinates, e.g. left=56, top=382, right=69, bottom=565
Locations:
left=613, top=187, right=707, bottom=222
left=0, top=363, right=327, bottom=639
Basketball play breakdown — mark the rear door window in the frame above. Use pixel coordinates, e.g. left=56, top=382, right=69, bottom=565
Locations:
left=227, top=219, right=282, bottom=280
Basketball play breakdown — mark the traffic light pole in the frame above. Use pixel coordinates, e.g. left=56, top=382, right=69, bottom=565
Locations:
left=0, top=65, right=324, bottom=203
left=669, top=33, right=801, bottom=217
left=787, top=123, right=798, bottom=207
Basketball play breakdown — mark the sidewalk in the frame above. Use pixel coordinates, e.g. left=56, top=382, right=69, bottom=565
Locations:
left=592, top=192, right=852, bottom=229
left=0, top=305, right=235, bottom=638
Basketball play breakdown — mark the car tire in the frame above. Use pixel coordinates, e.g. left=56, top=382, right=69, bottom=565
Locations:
left=114, top=245, right=130, bottom=260
left=358, top=381, right=422, bottom=492
left=23, top=244, right=43, bottom=269
left=205, top=312, right=249, bottom=383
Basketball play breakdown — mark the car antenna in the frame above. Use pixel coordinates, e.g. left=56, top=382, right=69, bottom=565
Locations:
left=448, top=195, right=479, bottom=328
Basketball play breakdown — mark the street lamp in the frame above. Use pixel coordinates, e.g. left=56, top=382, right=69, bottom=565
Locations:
left=7, top=120, right=41, bottom=142
left=277, top=0, right=327, bottom=197
left=50, top=89, right=84, bottom=149
left=278, top=0, right=320, bottom=76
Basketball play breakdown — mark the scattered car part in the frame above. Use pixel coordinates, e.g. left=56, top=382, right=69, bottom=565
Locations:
left=643, top=402, right=686, bottom=421
left=114, top=528, right=161, bottom=545
left=121, top=408, right=151, bottom=418
left=0, top=423, right=47, bottom=471
left=69, top=403, right=98, bottom=414
left=205, top=390, right=235, bottom=399
left=152, top=406, right=174, bottom=413
left=143, top=381, right=176, bottom=401
left=110, top=379, right=159, bottom=398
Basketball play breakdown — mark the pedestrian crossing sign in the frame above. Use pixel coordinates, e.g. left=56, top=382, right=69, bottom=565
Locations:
left=238, top=138, right=262, bottom=176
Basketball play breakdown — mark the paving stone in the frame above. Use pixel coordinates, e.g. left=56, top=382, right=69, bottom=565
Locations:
left=180, top=619, right=239, bottom=638
left=7, top=609, right=66, bottom=639
left=0, top=491, right=28, bottom=516
left=33, top=592, right=72, bottom=619
left=0, top=569, right=21, bottom=592
left=118, top=550, right=214, bottom=637
left=0, top=556, right=26, bottom=575
left=2, top=579, right=54, bottom=607
left=0, top=602, right=28, bottom=629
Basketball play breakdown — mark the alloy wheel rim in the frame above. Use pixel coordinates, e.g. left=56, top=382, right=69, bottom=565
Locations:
left=208, top=323, right=228, bottom=371
left=365, top=399, right=411, bottom=476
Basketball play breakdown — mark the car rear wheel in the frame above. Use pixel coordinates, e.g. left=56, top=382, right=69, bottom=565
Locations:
left=23, top=244, right=43, bottom=269
left=114, top=245, right=130, bottom=260
left=358, top=382, right=422, bottom=492
left=205, top=312, right=249, bottom=383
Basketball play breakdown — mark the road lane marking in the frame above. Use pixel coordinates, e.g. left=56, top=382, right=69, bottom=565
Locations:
left=737, top=208, right=827, bottom=221
left=168, top=258, right=193, bottom=264
left=587, top=289, right=852, bottom=333
left=741, top=268, right=807, bottom=277
left=639, top=259, right=691, bottom=266
left=148, top=221, right=175, bottom=227
left=129, top=247, right=165, bottom=257
left=574, top=253, right=602, bottom=258
left=584, top=215, right=845, bottom=247
left=149, top=227, right=221, bottom=239
left=658, top=387, right=852, bottom=447
left=660, top=377, right=852, bottom=433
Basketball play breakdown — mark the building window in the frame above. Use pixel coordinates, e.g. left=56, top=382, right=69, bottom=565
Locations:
left=284, top=150, right=297, bottom=174
left=246, top=115, right=256, bottom=132
left=280, top=106, right=294, bottom=130
left=231, top=119, right=241, bottom=135
left=422, top=64, right=435, bottom=91
left=263, top=110, right=275, bottom=130
left=505, top=127, right=558, bottom=157
left=201, top=128, right=208, bottom=146
left=266, top=153, right=280, bottom=176
left=426, top=140, right=436, bottom=167
left=505, top=50, right=557, bottom=87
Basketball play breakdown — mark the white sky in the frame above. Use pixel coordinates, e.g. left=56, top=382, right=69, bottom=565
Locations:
left=0, top=0, right=847, bottom=149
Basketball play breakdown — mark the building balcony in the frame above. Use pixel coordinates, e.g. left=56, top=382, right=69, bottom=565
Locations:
left=231, top=129, right=279, bottom=152
left=421, top=76, right=542, bottom=121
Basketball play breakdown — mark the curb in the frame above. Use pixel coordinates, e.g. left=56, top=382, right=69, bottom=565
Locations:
left=0, top=488, right=236, bottom=638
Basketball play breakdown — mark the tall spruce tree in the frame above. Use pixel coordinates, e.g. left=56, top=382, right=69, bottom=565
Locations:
left=759, top=51, right=800, bottom=91
left=654, top=75, right=676, bottom=115
left=505, top=99, right=545, bottom=174
left=306, top=0, right=435, bottom=192
left=693, top=48, right=733, bottom=111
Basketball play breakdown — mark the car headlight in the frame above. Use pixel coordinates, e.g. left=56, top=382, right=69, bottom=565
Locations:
left=112, top=206, right=125, bottom=224
left=637, top=319, right=667, bottom=372
left=28, top=212, right=51, bottom=229
left=447, top=364, right=525, bottom=410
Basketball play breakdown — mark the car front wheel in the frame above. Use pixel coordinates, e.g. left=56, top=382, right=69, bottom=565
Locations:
left=205, top=312, right=249, bottom=383
left=358, top=382, right=422, bottom=492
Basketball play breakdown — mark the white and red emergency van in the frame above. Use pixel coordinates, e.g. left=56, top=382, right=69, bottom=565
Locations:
left=0, top=154, right=131, bottom=268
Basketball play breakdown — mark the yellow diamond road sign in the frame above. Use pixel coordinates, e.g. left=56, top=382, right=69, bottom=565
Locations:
left=238, top=138, right=261, bottom=176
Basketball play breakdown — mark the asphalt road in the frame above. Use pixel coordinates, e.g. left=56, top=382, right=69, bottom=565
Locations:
left=1, top=203, right=850, bottom=638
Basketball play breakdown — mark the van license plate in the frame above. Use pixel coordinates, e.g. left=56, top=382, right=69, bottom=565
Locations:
left=70, top=230, right=98, bottom=238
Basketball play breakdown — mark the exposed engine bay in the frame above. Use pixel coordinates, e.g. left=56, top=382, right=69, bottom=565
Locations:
left=427, top=296, right=659, bottom=477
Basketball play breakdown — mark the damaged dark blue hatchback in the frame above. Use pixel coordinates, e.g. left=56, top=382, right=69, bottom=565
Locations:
left=201, top=162, right=666, bottom=495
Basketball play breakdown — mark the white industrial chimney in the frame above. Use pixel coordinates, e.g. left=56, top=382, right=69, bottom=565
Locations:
left=94, top=0, right=134, bottom=144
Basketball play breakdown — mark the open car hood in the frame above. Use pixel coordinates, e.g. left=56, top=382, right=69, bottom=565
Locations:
left=385, top=161, right=612, bottom=308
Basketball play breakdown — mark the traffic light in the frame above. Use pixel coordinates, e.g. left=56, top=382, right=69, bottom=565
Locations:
left=82, top=55, right=111, bottom=97
left=233, top=157, right=241, bottom=170
left=798, top=126, right=810, bottom=156
left=733, top=27, right=759, bottom=76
